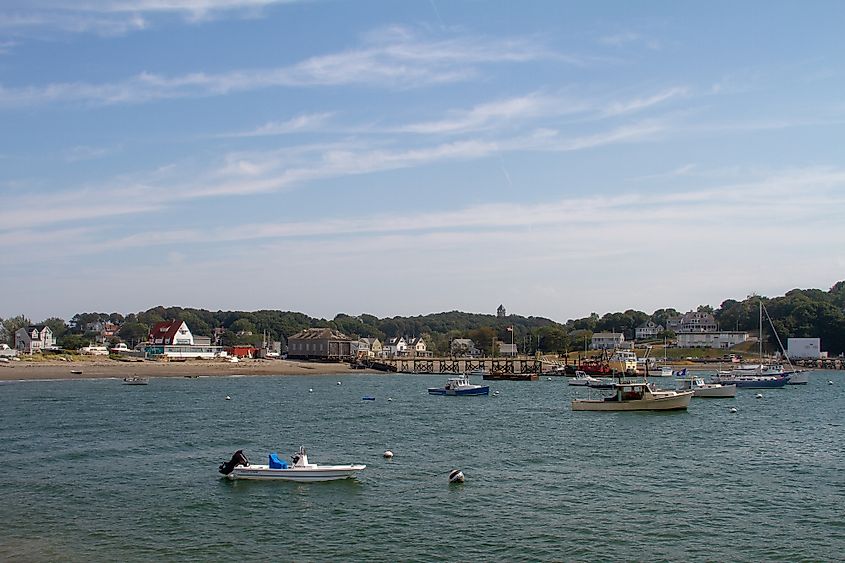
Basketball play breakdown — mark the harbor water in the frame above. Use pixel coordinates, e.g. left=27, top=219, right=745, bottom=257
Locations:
left=1, top=372, right=843, bottom=561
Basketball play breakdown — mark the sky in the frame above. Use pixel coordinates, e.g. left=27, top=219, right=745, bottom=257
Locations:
left=1, top=1, right=844, bottom=324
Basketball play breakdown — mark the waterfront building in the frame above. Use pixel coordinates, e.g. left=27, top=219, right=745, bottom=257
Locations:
left=787, top=337, right=823, bottom=359
left=287, top=328, right=353, bottom=361
left=676, top=331, right=748, bottom=349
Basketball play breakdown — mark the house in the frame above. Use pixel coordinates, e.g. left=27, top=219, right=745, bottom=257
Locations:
left=676, top=312, right=718, bottom=333
left=15, top=325, right=57, bottom=354
left=383, top=336, right=408, bottom=358
left=451, top=338, right=480, bottom=357
left=287, top=328, right=354, bottom=360
left=676, top=331, right=748, bottom=349
left=408, top=336, right=430, bottom=357
left=148, top=320, right=194, bottom=346
left=591, top=332, right=624, bottom=350
left=635, top=321, right=663, bottom=340
left=351, top=337, right=383, bottom=358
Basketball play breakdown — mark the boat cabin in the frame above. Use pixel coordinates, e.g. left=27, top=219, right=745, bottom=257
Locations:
left=607, top=382, right=649, bottom=402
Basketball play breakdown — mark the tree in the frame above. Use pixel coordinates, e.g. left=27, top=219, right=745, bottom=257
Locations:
left=119, top=322, right=149, bottom=347
left=2, top=315, right=31, bottom=345
left=60, top=334, right=88, bottom=351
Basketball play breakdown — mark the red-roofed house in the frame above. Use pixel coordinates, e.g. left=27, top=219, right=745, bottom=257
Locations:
left=148, top=320, right=194, bottom=346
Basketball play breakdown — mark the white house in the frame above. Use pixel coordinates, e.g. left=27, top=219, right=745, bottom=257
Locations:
left=496, top=341, right=518, bottom=356
left=383, top=336, right=407, bottom=357
left=677, top=312, right=718, bottom=333
left=591, top=332, right=625, bottom=350
left=676, top=331, right=748, bottom=349
left=15, top=326, right=57, bottom=354
left=635, top=321, right=663, bottom=340
left=787, top=338, right=823, bottom=359
left=149, top=320, right=194, bottom=346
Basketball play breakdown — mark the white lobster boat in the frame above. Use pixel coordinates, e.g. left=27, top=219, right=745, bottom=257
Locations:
left=572, top=380, right=693, bottom=411
left=219, top=446, right=365, bottom=482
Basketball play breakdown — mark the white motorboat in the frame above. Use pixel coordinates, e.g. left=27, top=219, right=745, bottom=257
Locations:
left=568, top=370, right=599, bottom=386
left=676, top=376, right=736, bottom=398
left=572, top=380, right=693, bottom=411
left=220, top=446, right=365, bottom=482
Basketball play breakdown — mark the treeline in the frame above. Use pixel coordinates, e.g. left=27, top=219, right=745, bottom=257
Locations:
left=3, top=281, right=844, bottom=356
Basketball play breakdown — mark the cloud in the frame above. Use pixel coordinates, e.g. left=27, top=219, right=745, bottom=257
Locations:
left=603, top=87, right=687, bottom=116
left=598, top=31, right=661, bottom=50
left=0, top=28, right=565, bottom=107
left=0, top=1, right=294, bottom=36
left=218, top=112, right=335, bottom=138
left=63, top=144, right=121, bottom=162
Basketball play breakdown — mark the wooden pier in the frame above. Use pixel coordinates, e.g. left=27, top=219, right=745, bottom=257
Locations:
left=362, top=357, right=544, bottom=375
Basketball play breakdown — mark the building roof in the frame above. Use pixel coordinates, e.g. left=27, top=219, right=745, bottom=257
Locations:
left=289, top=328, right=352, bottom=341
left=149, top=319, right=185, bottom=343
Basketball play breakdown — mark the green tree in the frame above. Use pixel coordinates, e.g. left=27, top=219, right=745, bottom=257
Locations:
left=119, top=322, right=149, bottom=346
left=40, top=317, right=68, bottom=339
left=2, top=315, right=31, bottom=345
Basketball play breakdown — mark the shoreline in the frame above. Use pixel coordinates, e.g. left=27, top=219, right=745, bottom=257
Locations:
left=0, top=358, right=372, bottom=381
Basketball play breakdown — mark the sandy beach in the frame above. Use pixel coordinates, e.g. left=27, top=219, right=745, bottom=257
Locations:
left=0, top=357, right=370, bottom=381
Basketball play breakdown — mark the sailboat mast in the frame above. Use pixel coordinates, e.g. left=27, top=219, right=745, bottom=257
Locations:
left=758, top=299, right=763, bottom=372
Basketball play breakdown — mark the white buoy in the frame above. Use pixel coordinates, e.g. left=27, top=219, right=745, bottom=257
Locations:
left=829, top=380, right=834, bottom=385
left=493, top=390, right=500, bottom=396
left=383, top=450, right=394, bottom=459
left=755, top=393, right=763, bottom=399
left=547, top=377, right=552, bottom=381
left=387, top=397, right=393, bottom=402
left=337, top=381, right=342, bottom=385
left=225, top=395, right=231, bottom=401
left=729, top=407, right=737, bottom=413
left=448, top=469, right=465, bottom=483
left=309, top=388, right=313, bottom=393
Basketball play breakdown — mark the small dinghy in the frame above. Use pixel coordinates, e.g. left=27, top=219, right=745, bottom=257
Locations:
left=219, top=446, right=365, bottom=482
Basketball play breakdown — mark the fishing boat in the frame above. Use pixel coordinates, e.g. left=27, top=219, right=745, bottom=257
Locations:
left=675, top=376, right=736, bottom=398
left=122, top=377, right=149, bottom=385
left=428, top=375, right=489, bottom=396
left=571, top=380, right=693, bottom=411
left=219, top=446, right=365, bottom=482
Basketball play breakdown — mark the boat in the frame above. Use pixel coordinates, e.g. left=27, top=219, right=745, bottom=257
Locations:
left=428, top=375, right=489, bottom=396
left=675, top=376, right=736, bottom=398
left=482, top=371, right=539, bottom=381
left=713, top=300, right=801, bottom=389
left=608, top=349, right=638, bottom=375
left=122, top=376, right=149, bottom=385
left=711, top=373, right=791, bottom=388
left=568, top=370, right=595, bottom=386
left=572, top=380, right=694, bottom=411
left=219, top=446, right=366, bottom=482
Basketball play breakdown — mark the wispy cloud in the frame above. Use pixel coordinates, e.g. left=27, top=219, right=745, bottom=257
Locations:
left=218, top=112, right=335, bottom=138
left=0, top=0, right=294, bottom=36
left=603, top=87, right=687, bottom=116
left=598, top=31, right=660, bottom=50
left=0, top=28, right=566, bottom=107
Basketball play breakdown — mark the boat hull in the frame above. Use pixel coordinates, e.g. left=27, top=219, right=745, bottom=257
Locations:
left=714, top=375, right=790, bottom=388
left=228, top=464, right=366, bottom=482
left=693, top=384, right=736, bottom=398
left=427, top=386, right=489, bottom=396
left=572, top=391, right=693, bottom=411
left=785, top=371, right=809, bottom=385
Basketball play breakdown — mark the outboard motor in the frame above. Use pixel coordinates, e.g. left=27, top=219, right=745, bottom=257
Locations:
left=218, top=449, right=249, bottom=475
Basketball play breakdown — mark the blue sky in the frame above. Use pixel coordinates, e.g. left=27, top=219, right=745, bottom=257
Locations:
left=2, top=1, right=844, bottom=323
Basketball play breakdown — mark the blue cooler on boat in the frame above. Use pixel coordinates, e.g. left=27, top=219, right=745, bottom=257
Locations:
left=269, top=452, right=288, bottom=469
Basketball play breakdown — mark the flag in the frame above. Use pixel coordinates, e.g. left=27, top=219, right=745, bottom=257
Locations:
left=507, top=326, right=513, bottom=332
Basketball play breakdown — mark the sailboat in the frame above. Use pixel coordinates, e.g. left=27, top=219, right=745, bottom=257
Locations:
left=713, top=300, right=803, bottom=388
